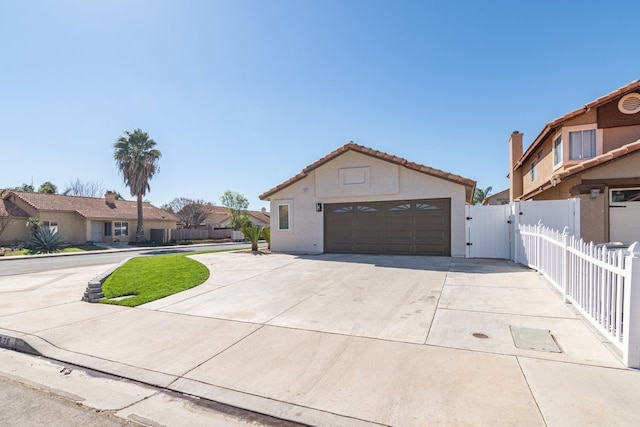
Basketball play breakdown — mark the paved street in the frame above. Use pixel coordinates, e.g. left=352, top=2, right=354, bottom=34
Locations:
left=0, top=373, right=137, bottom=427
left=1, top=252, right=639, bottom=426
left=0, top=242, right=251, bottom=276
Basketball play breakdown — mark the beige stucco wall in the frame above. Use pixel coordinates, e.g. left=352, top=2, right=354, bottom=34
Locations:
left=39, top=211, right=86, bottom=244
left=0, top=218, right=30, bottom=246
left=522, top=137, right=555, bottom=196
left=268, top=151, right=469, bottom=257
left=533, top=151, right=640, bottom=244
left=580, top=194, right=607, bottom=243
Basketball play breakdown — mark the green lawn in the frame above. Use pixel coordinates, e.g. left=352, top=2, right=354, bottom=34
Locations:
left=100, top=253, right=210, bottom=307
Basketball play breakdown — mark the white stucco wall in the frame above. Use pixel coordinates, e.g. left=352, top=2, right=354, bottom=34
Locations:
left=267, top=151, right=468, bottom=257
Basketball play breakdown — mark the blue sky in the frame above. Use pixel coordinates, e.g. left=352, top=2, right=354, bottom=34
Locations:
left=2, top=0, right=639, bottom=210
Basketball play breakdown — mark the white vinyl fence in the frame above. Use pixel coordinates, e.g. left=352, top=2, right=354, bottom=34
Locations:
left=518, top=222, right=640, bottom=368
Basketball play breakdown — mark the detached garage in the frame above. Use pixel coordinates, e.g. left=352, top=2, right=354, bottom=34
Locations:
left=260, top=142, right=475, bottom=257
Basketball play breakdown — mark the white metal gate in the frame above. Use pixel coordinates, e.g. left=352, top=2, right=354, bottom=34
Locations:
left=465, top=204, right=510, bottom=259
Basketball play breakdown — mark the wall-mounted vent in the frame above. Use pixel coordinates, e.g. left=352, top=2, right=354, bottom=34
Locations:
left=618, top=93, right=640, bottom=115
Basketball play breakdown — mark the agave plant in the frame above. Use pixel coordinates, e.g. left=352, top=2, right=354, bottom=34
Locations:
left=29, top=227, right=65, bottom=254
left=262, top=227, right=271, bottom=250
left=241, top=224, right=264, bottom=252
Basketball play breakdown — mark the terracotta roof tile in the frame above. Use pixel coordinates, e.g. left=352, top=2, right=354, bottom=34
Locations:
left=8, top=191, right=176, bottom=221
left=519, top=80, right=640, bottom=166
left=201, top=205, right=270, bottom=226
left=557, top=139, right=640, bottom=180
left=260, top=141, right=476, bottom=200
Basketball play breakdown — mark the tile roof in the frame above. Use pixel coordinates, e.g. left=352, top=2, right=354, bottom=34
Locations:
left=202, top=205, right=270, bottom=226
left=259, top=141, right=476, bottom=201
left=6, top=191, right=177, bottom=221
left=0, top=198, right=29, bottom=217
left=247, top=209, right=270, bottom=224
left=556, top=139, right=640, bottom=180
left=518, top=80, right=640, bottom=166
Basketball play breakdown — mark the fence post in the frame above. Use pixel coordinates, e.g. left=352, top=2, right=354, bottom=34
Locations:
left=623, top=242, right=640, bottom=369
left=535, top=220, right=543, bottom=271
left=562, top=227, right=572, bottom=303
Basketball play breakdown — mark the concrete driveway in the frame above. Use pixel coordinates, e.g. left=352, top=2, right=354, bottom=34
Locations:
left=1, top=252, right=639, bottom=426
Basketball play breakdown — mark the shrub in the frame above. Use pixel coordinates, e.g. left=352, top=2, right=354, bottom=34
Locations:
left=29, top=228, right=65, bottom=254
left=241, top=224, right=263, bottom=251
left=262, top=227, right=271, bottom=250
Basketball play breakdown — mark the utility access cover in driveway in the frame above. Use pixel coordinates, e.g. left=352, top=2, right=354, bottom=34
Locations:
left=510, top=326, right=562, bottom=353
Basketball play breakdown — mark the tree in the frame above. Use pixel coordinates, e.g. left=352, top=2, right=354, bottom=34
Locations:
left=220, top=190, right=250, bottom=230
left=63, top=178, right=105, bottom=197
left=241, top=223, right=263, bottom=252
left=38, top=181, right=58, bottom=194
left=113, top=129, right=161, bottom=242
left=162, top=197, right=210, bottom=229
left=14, top=183, right=34, bottom=192
left=262, top=227, right=271, bottom=250
left=473, top=186, right=493, bottom=205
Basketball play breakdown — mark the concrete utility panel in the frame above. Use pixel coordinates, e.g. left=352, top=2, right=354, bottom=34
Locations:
left=510, top=326, right=562, bottom=353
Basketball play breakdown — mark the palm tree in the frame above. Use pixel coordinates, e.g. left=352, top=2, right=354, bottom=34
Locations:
left=114, top=129, right=161, bottom=242
left=241, top=224, right=264, bottom=252
left=38, top=181, right=58, bottom=194
left=473, top=186, right=493, bottom=205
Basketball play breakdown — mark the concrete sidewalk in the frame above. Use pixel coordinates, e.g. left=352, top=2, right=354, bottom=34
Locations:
left=1, top=253, right=639, bottom=426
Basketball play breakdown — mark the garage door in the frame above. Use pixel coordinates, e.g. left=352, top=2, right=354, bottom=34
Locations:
left=610, top=188, right=640, bottom=243
left=324, top=198, right=451, bottom=255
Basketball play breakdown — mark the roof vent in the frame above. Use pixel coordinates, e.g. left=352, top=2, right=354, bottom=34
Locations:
left=618, top=92, right=640, bottom=114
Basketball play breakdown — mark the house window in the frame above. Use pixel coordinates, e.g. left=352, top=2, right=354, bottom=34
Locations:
left=531, top=160, right=537, bottom=181
left=278, top=204, right=290, bottom=230
left=42, top=220, right=58, bottom=234
left=104, top=222, right=112, bottom=236
left=114, top=222, right=129, bottom=236
left=569, top=129, right=596, bottom=160
left=553, top=135, right=562, bottom=165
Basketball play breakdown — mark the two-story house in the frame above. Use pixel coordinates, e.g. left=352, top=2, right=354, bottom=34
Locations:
left=509, top=80, right=640, bottom=244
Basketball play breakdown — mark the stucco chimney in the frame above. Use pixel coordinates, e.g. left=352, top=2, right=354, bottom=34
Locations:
left=509, top=131, right=524, bottom=202
left=105, top=192, right=116, bottom=205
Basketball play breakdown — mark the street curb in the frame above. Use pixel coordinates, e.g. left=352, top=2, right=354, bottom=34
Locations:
left=0, top=333, right=41, bottom=356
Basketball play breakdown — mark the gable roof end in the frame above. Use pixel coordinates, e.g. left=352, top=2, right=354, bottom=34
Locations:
left=260, top=141, right=476, bottom=202
left=517, top=80, right=640, bottom=167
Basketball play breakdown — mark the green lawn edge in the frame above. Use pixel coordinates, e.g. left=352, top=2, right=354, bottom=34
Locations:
left=99, top=247, right=259, bottom=307
left=100, top=252, right=210, bottom=307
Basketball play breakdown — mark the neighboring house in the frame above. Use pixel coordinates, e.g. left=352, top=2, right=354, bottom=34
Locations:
left=260, top=142, right=476, bottom=256
left=483, top=188, right=510, bottom=205
left=509, top=80, right=640, bottom=244
left=200, top=205, right=270, bottom=229
left=0, top=191, right=177, bottom=245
